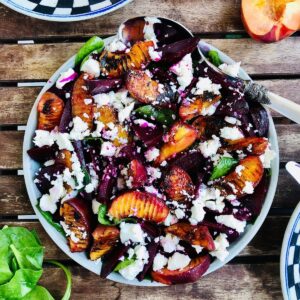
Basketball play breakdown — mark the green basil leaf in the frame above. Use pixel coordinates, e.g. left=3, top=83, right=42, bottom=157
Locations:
left=98, top=204, right=112, bottom=225
left=210, top=157, right=238, bottom=180
left=46, top=261, right=72, bottom=300
left=207, top=50, right=222, bottom=67
left=135, top=105, right=176, bottom=126
left=21, top=285, right=54, bottom=300
left=75, top=36, right=104, bottom=66
left=114, top=258, right=135, bottom=272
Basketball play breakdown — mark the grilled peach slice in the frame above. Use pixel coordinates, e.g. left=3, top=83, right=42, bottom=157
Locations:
left=126, top=70, right=159, bottom=104
left=224, top=137, right=268, bottom=156
left=165, top=223, right=215, bottom=251
left=72, top=73, right=94, bottom=129
left=128, top=159, right=147, bottom=188
left=60, top=198, right=93, bottom=252
left=179, top=98, right=203, bottom=121
left=224, top=156, right=264, bottom=198
left=94, top=105, right=117, bottom=128
left=151, top=255, right=211, bottom=285
left=162, top=166, right=194, bottom=201
left=37, top=92, right=64, bottom=131
left=90, top=225, right=120, bottom=260
left=156, top=122, right=197, bottom=164
left=99, top=41, right=154, bottom=78
left=108, top=191, right=169, bottom=223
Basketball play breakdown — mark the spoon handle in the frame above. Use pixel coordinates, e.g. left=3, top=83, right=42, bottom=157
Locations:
left=267, top=91, right=300, bottom=124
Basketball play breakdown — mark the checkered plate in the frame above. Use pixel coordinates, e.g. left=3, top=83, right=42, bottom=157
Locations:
left=0, top=0, right=132, bottom=21
left=281, top=201, right=300, bottom=300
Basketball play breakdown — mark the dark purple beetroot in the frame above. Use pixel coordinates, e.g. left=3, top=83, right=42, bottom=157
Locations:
left=87, top=78, right=123, bottom=95
left=27, top=145, right=57, bottom=163
left=241, top=172, right=269, bottom=218
left=58, top=98, right=72, bottom=133
left=97, top=164, right=118, bottom=204
left=35, top=164, right=65, bottom=194
left=249, top=103, right=269, bottom=137
left=139, top=221, right=160, bottom=238
left=131, top=121, right=163, bottom=147
left=179, top=240, right=198, bottom=258
left=48, top=80, right=76, bottom=102
left=239, top=114, right=256, bottom=137
left=137, top=241, right=159, bottom=281
left=170, top=151, right=204, bottom=175
left=100, top=244, right=130, bottom=278
left=151, top=68, right=178, bottom=87
left=158, top=37, right=200, bottom=65
left=233, top=206, right=253, bottom=222
left=72, top=140, right=86, bottom=167
left=118, top=143, right=143, bottom=162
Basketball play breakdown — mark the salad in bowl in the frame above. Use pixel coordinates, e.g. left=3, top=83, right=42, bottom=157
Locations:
left=24, top=17, right=278, bottom=285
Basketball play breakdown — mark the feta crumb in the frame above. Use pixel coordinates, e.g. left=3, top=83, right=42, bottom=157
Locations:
left=55, top=132, right=74, bottom=151
left=193, top=77, right=221, bottom=95
left=85, top=183, right=94, bottom=193
left=235, top=165, right=245, bottom=176
left=92, top=199, right=100, bottom=214
left=242, top=181, right=254, bottom=194
left=198, top=135, right=221, bottom=158
left=120, top=223, right=145, bottom=244
left=153, top=253, right=168, bottom=271
left=118, top=102, right=135, bottom=123
left=210, top=233, right=229, bottom=261
left=225, top=116, right=239, bottom=125
left=148, top=46, right=162, bottom=62
left=192, top=245, right=203, bottom=254
left=160, top=234, right=179, bottom=253
left=144, top=147, right=160, bottom=162
left=220, top=126, right=244, bottom=140
left=100, top=141, right=116, bottom=157
left=56, top=68, right=77, bottom=89
left=119, top=260, right=144, bottom=281
left=259, top=145, right=275, bottom=168
left=143, top=17, right=161, bottom=45
left=167, top=252, right=191, bottom=271
left=174, top=208, right=185, bottom=219
left=163, top=212, right=178, bottom=226
left=93, top=93, right=111, bottom=106
left=84, top=98, right=93, bottom=105
left=146, top=167, right=161, bottom=183
left=189, top=201, right=206, bottom=225
left=80, top=58, right=100, bottom=77
left=107, top=39, right=127, bottom=52
left=34, top=130, right=55, bottom=147
left=39, top=194, right=57, bottom=214
left=44, top=159, right=55, bottom=167
left=69, top=117, right=90, bottom=140
left=219, top=62, right=241, bottom=78
left=215, top=215, right=246, bottom=233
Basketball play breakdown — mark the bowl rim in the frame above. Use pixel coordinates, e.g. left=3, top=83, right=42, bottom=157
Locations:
left=23, top=36, right=280, bottom=287
left=0, top=0, right=133, bottom=22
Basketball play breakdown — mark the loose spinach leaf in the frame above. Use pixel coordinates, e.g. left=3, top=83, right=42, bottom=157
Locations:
left=21, top=285, right=54, bottom=300
left=0, top=231, right=13, bottom=285
left=98, top=204, right=137, bottom=225
left=114, top=258, right=135, bottom=272
left=207, top=50, right=222, bottom=67
left=210, top=157, right=238, bottom=180
left=36, top=204, right=65, bottom=235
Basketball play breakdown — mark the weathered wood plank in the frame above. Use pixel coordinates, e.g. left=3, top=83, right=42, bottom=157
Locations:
left=1, top=167, right=299, bottom=216
left=0, top=38, right=300, bottom=81
left=0, top=79, right=299, bottom=124
left=0, top=124, right=298, bottom=169
left=40, top=263, right=282, bottom=299
left=0, top=216, right=289, bottom=258
left=0, top=0, right=244, bottom=39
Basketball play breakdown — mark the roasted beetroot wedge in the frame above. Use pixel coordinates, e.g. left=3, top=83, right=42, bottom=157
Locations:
left=37, top=92, right=64, bottom=131
left=60, top=198, right=93, bottom=252
left=165, top=223, right=215, bottom=251
left=128, top=159, right=147, bottom=188
left=27, top=145, right=57, bottom=163
left=72, top=74, right=94, bottom=129
left=162, top=166, right=194, bottom=201
left=151, top=255, right=211, bottom=285
left=156, top=122, right=197, bottom=164
left=90, top=225, right=120, bottom=260
left=108, top=191, right=169, bottom=223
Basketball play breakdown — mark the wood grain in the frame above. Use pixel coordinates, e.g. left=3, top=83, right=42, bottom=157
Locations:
left=0, top=124, right=298, bottom=169
left=1, top=167, right=299, bottom=216
left=0, top=79, right=299, bottom=125
left=0, top=0, right=244, bottom=40
left=39, top=263, right=282, bottom=300
left=0, top=216, right=289, bottom=259
left=0, top=38, right=300, bottom=81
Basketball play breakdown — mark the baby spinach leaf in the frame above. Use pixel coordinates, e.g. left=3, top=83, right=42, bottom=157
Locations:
left=114, top=258, right=135, bottom=272
left=21, top=286, right=54, bottom=300
left=210, top=157, right=238, bottom=180
left=98, top=204, right=112, bottom=225
left=207, top=50, right=222, bottom=67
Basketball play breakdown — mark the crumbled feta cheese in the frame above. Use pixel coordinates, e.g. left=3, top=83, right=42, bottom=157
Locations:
left=143, top=17, right=161, bottom=45
left=163, top=212, right=178, bottom=226
left=144, top=147, right=160, bottom=162
left=193, top=77, right=221, bottom=95
left=174, top=208, right=185, bottom=219
left=134, top=245, right=149, bottom=262
left=201, top=101, right=220, bottom=116
left=69, top=117, right=90, bottom=140
left=215, top=215, right=246, bottom=233
left=235, top=165, right=245, bottom=176
left=219, top=62, right=241, bottom=78
left=192, top=245, right=203, bottom=254
left=146, top=167, right=161, bottom=183
left=56, top=68, right=77, bottom=89
left=39, top=194, right=57, bottom=214
left=260, top=145, right=275, bottom=168
left=70, top=153, right=85, bottom=189
left=80, top=58, right=100, bottom=77
left=148, top=46, right=162, bottom=62
left=92, top=199, right=100, bottom=214
left=160, top=234, right=179, bottom=253
left=119, top=260, right=144, bottom=281
left=242, top=181, right=254, bottom=194
left=153, top=253, right=168, bottom=271
left=85, top=183, right=94, bottom=193
left=169, top=54, right=193, bottom=90
left=34, top=130, right=55, bottom=147
left=225, top=116, right=240, bottom=125
left=100, top=141, right=116, bottom=157
left=167, top=252, right=191, bottom=271
left=198, top=135, right=221, bottom=158
left=189, top=201, right=206, bottom=225
left=127, top=248, right=135, bottom=259
left=220, top=126, right=244, bottom=140
left=55, top=132, right=74, bottom=151
left=107, top=39, right=127, bottom=52
left=118, top=102, right=135, bottom=123
left=84, top=98, right=93, bottom=105
left=93, top=93, right=111, bottom=106
left=119, top=223, right=145, bottom=244
left=210, top=233, right=229, bottom=261
left=44, top=159, right=55, bottom=167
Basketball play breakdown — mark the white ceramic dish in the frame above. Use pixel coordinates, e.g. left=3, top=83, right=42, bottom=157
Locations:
left=281, top=201, right=300, bottom=300
left=23, top=36, right=279, bottom=286
left=0, top=0, right=132, bottom=22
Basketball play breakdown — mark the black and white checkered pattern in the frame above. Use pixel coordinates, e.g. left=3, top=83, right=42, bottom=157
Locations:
left=285, top=215, right=300, bottom=300
left=8, top=0, right=123, bottom=16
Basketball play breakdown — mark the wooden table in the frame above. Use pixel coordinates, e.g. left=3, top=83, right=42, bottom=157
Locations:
left=0, top=0, right=299, bottom=299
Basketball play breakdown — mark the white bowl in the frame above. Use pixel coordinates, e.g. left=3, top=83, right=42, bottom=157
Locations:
left=23, top=36, right=279, bottom=286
